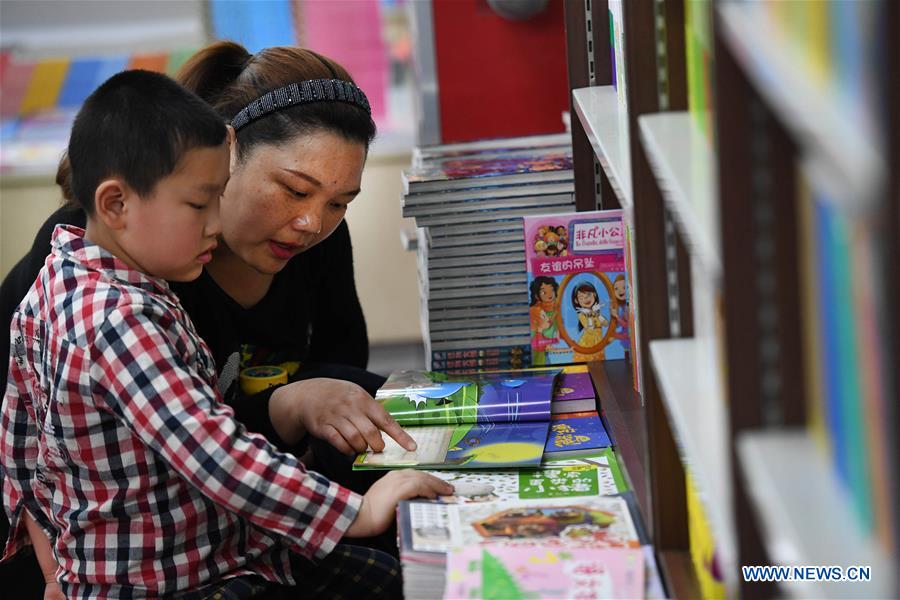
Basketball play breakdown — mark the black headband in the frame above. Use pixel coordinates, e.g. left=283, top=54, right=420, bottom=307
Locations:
left=230, top=79, right=371, bottom=131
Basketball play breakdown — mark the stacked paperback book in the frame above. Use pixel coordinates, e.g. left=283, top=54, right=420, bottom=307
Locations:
left=354, top=366, right=665, bottom=599
left=401, top=134, right=576, bottom=372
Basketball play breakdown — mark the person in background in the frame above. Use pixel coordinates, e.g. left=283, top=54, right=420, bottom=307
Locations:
left=1, top=69, right=449, bottom=599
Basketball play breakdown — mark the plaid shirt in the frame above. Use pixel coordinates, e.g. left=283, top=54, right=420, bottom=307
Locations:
left=1, top=225, right=362, bottom=597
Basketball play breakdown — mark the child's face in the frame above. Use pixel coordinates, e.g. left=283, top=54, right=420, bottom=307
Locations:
left=123, top=142, right=229, bottom=281
left=576, top=290, right=595, bottom=308
left=614, top=280, right=626, bottom=301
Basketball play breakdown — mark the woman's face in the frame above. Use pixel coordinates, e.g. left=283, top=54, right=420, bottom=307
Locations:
left=539, top=283, right=556, bottom=303
left=220, top=129, right=366, bottom=274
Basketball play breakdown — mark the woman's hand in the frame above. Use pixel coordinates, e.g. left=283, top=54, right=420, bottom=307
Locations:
left=269, top=378, right=417, bottom=454
left=345, top=470, right=453, bottom=538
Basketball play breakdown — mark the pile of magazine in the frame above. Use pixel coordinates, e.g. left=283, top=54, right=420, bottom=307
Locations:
left=401, top=134, right=575, bottom=372
left=353, top=367, right=666, bottom=599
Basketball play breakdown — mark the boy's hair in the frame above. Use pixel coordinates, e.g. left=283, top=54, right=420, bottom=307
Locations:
left=66, top=70, right=227, bottom=215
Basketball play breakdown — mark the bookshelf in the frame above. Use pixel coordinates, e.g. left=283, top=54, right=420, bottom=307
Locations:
left=638, top=113, right=719, bottom=277
left=566, top=0, right=898, bottom=598
left=737, top=430, right=893, bottom=599
left=571, top=86, right=632, bottom=210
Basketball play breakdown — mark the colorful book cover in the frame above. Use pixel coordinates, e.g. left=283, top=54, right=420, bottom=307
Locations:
left=426, top=449, right=628, bottom=504
left=373, top=369, right=559, bottom=426
left=403, top=151, right=574, bottom=193
left=443, top=545, right=645, bottom=600
left=543, top=411, right=611, bottom=458
left=448, top=496, right=642, bottom=550
left=524, top=210, right=629, bottom=365
left=354, top=421, right=551, bottom=470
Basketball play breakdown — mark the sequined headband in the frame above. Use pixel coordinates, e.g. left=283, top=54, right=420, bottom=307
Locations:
left=230, top=79, right=371, bottom=131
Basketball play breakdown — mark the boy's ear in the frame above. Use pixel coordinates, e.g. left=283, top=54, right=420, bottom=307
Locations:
left=226, top=125, right=238, bottom=174
left=93, top=178, right=131, bottom=230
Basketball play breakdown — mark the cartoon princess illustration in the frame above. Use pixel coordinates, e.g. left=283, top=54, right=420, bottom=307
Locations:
left=529, top=276, right=560, bottom=365
left=571, top=282, right=609, bottom=361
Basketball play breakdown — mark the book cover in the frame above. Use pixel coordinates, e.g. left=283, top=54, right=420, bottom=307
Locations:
left=443, top=545, right=644, bottom=600
left=448, top=496, right=641, bottom=550
left=413, top=133, right=570, bottom=164
left=373, top=369, right=559, bottom=426
left=543, top=411, right=611, bottom=458
left=355, top=369, right=560, bottom=470
left=426, top=449, right=628, bottom=504
left=353, top=421, right=552, bottom=470
left=524, top=210, right=629, bottom=365
left=403, top=152, right=574, bottom=194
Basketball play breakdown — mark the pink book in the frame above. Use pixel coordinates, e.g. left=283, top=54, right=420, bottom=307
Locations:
left=444, top=545, right=644, bottom=599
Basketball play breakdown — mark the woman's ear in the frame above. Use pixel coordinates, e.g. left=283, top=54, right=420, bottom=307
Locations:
left=226, top=125, right=238, bottom=174
left=94, top=178, right=130, bottom=229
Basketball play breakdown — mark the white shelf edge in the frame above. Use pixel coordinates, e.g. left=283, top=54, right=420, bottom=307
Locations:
left=638, top=112, right=722, bottom=279
left=737, top=430, right=893, bottom=599
left=648, top=337, right=737, bottom=592
left=571, top=86, right=633, bottom=209
left=716, top=2, right=885, bottom=209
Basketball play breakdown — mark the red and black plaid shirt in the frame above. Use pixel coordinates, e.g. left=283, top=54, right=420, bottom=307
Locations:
left=1, top=226, right=362, bottom=597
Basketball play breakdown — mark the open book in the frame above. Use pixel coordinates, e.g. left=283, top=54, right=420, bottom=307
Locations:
left=353, top=369, right=560, bottom=470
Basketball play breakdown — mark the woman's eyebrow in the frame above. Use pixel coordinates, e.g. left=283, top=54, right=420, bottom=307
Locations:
left=281, top=167, right=322, bottom=187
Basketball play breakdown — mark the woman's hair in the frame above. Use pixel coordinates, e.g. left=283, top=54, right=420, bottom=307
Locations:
left=58, top=41, right=377, bottom=202
left=60, top=70, right=226, bottom=214
left=176, top=41, right=377, bottom=161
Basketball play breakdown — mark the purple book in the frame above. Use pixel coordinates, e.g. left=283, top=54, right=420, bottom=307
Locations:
left=552, top=371, right=597, bottom=414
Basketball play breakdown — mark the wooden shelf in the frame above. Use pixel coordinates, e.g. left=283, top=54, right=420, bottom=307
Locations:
left=716, top=1, right=885, bottom=206
left=648, top=338, right=737, bottom=590
left=638, top=112, right=721, bottom=278
left=737, top=430, right=893, bottom=599
left=571, top=86, right=633, bottom=209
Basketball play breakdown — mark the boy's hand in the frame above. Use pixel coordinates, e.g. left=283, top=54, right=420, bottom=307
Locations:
left=270, top=378, right=417, bottom=454
left=345, top=470, right=454, bottom=538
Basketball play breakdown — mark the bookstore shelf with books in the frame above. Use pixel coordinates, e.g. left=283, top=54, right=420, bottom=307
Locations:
left=715, top=0, right=884, bottom=206
left=737, top=431, right=893, bottom=599
left=571, top=86, right=633, bottom=211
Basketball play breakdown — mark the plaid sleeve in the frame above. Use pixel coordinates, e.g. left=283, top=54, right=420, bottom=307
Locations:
left=89, top=303, right=362, bottom=560
left=0, top=316, right=45, bottom=562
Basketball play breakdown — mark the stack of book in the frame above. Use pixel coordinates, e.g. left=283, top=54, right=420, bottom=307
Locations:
left=401, top=134, right=576, bottom=371
left=353, top=367, right=665, bottom=599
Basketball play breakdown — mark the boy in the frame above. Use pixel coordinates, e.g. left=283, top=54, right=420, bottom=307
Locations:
left=0, top=70, right=450, bottom=598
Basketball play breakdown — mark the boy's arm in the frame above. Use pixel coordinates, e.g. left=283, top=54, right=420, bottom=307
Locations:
left=22, top=511, right=57, bottom=585
left=1, top=318, right=44, bottom=562
left=90, top=305, right=362, bottom=560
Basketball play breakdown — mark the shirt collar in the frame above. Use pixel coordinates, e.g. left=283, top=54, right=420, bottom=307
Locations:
left=51, top=224, right=176, bottom=300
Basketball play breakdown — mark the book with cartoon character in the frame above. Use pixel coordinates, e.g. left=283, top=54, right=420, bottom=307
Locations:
left=524, top=210, right=629, bottom=365
left=354, top=369, right=561, bottom=470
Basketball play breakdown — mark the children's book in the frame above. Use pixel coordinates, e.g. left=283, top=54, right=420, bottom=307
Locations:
left=443, top=545, right=645, bottom=600
left=448, top=496, right=641, bottom=550
left=354, top=369, right=560, bottom=470
left=403, top=150, right=574, bottom=194
left=425, top=449, right=628, bottom=504
left=524, top=210, right=629, bottom=365
left=543, top=411, right=611, bottom=459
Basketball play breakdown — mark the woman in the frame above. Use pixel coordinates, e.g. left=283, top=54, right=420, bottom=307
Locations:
left=0, top=41, right=412, bottom=597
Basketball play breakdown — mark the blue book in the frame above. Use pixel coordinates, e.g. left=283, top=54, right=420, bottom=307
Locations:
left=543, top=411, right=611, bottom=458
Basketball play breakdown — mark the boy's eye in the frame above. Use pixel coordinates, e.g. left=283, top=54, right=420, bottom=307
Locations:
left=188, top=203, right=206, bottom=210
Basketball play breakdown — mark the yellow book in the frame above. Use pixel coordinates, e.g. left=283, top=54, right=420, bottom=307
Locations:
left=686, top=471, right=726, bottom=600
